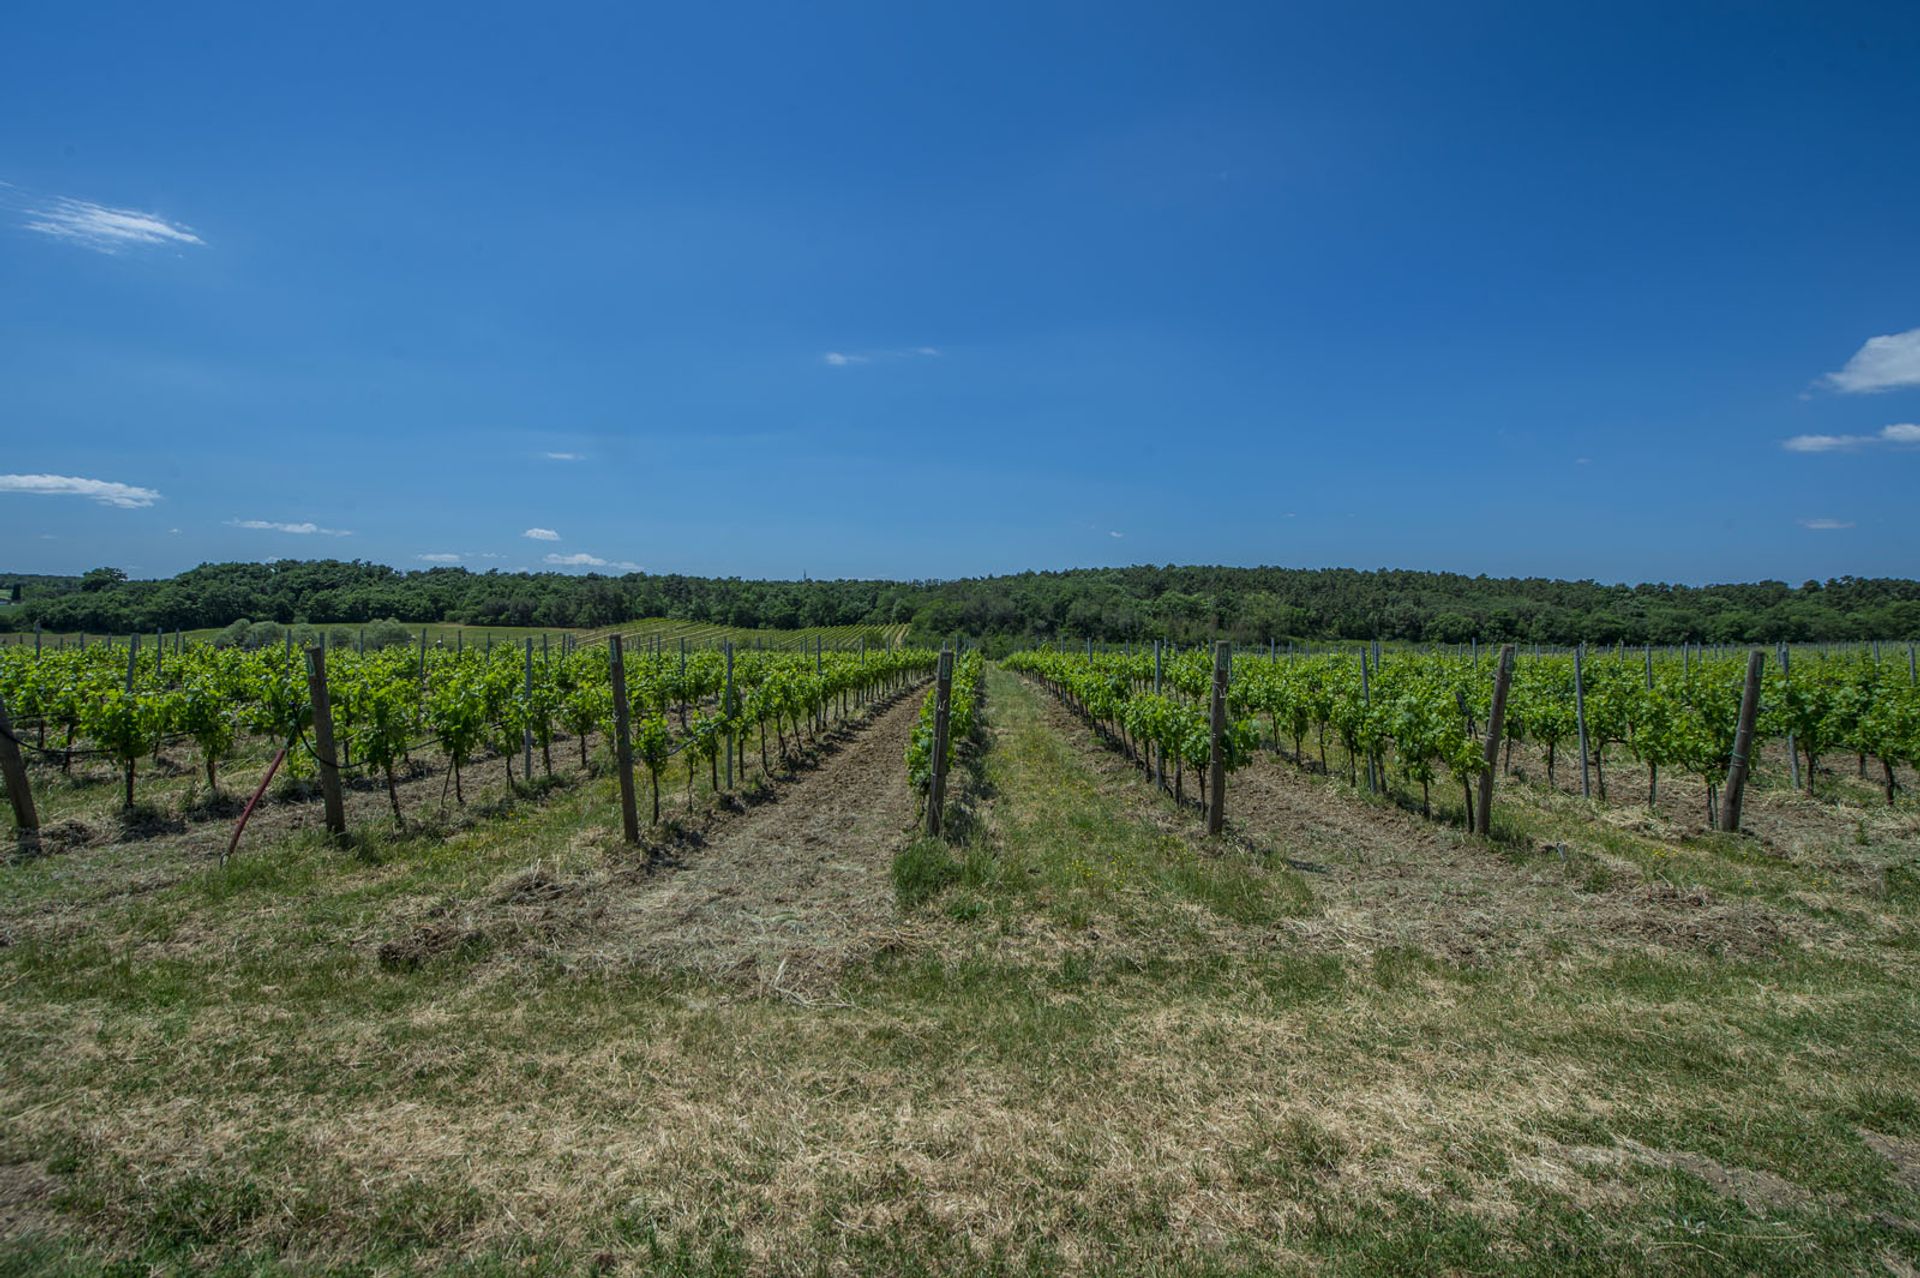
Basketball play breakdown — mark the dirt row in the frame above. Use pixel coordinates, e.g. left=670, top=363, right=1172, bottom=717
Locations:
left=1012, top=675, right=1816, bottom=966
left=394, top=685, right=930, bottom=995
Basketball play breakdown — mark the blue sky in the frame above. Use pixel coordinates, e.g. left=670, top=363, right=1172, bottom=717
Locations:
left=3, top=1, right=1918, bottom=585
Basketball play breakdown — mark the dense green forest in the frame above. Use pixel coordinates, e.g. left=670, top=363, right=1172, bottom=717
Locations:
left=4, top=560, right=1918, bottom=646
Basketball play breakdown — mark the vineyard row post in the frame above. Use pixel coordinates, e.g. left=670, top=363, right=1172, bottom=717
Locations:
left=1574, top=643, right=1591, bottom=799
left=926, top=648, right=955, bottom=836
left=1359, top=650, right=1375, bottom=794
left=1779, top=645, right=1801, bottom=790
left=1475, top=644, right=1515, bottom=835
left=1207, top=640, right=1230, bottom=835
left=303, top=647, right=347, bottom=838
left=1720, top=650, right=1767, bottom=833
left=607, top=635, right=640, bottom=844
left=0, top=691, right=38, bottom=842
left=522, top=638, right=534, bottom=782
left=1153, top=640, right=1165, bottom=792
left=723, top=641, right=735, bottom=791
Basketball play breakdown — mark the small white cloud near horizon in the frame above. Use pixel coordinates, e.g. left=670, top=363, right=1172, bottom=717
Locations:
left=1824, top=328, right=1920, bottom=394
left=416, top=553, right=462, bottom=563
left=541, top=452, right=583, bottom=461
left=543, top=552, right=641, bottom=570
left=229, top=519, right=352, bottom=536
left=22, top=195, right=204, bottom=254
left=1109, top=531, right=1124, bottom=538
left=522, top=527, right=561, bottom=541
left=1798, top=517, right=1856, bottom=531
left=823, top=346, right=939, bottom=367
left=0, top=473, right=162, bottom=508
left=1782, top=423, right=1920, bottom=453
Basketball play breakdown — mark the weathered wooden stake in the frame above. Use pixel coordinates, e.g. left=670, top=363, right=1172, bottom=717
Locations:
left=1153, top=639, right=1166, bottom=792
left=1779, top=645, right=1800, bottom=790
left=1359, top=651, right=1376, bottom=794
left=1208, top=640, right=1230, bottom=835
left=926, top=649, right=955, bottom=836
left=0, top=692, right=39, bottom=839
left=1720, top=650, right=1766, bottom=833
left=1475, top=644, right=1516, bottom=835
left=607, top=636, right=640, bottom=844
left=723, top=641, right=735, bottom=791
left=303, top=647, right=347, bottom=838
left=1574, top=642, right=1591, bottom=799
left=523, top=638, right=534, bottom=782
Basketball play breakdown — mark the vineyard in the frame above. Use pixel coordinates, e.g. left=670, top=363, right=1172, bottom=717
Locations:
left=3, top=634, right=1920, bottom=1273
left=1008, top=641, right=1920, bottom=836
left=0, top=634, right=938, bottom=848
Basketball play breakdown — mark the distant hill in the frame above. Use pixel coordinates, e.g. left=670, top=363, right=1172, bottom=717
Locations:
left=4, top=559, right=1917, bottom=645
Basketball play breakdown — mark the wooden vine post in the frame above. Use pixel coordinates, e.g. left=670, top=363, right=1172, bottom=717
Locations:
left=1720, top=650, right=1767, bottom=834
left=723, top=641, right=735, bottom=791
left=926, top=648, right=955, bottom=836
left=1207, top=640, right=1230, bottom=835
left=1779, top=645, right=1801, bottom=791
left=1153, top=639, right=1166, bottom=793
left=522, top=638, right=534, bottom=782
left=1574, top=642, right=1591, bottom=799
left=1475, top=644, right=1516, bottom=835
left=1359, top=650, right=1376, bottom=794
left=303, top=647, right=347, bottom=838
left=607, top=635, right=640, bottom=844
left=0, top=691, right=39, bottom=843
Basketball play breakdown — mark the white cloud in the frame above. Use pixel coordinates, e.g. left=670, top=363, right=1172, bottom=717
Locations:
left=823, top=347, right=939, bottom=367
left=522, top=527, right=561, bottom=541
left=1782, top=423, right=1920, bottom=453
left=543, top=551, right=641, bottom=570
left=228, top=519, right=352, bottom=536
left=1824, top=328, right=1920, bottom=394
left=1798, top=518, right=1855, bottom=531
left=0, top=473, right=162, bottom=508
left=541, top=452, right=583, bottom=461
left=1109, top=531, right=1124, bottom=538
left=22, top=195, right=204, bottom=254
left=416, top=553, right=462, bottom=563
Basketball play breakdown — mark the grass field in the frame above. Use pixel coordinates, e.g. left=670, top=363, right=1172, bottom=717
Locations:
left=2, top=667, right=1918, bottom=1274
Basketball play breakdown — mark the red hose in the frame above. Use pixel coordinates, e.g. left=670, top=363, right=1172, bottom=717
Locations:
left=225, top=743, right=289, bottom=865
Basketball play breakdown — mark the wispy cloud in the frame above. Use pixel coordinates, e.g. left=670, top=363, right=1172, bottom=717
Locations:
left=416, top=553, right=462, bottom=563
left=543, top=552, right=640, bottom=570
left=523, top=527, right=561, bottom=541
left=228, top=519, right=352, bottom=536
left=1109, top=530, right=1125, bottom=538
left=1782, top=423, right=1920, bottom=453
left=1798, top=517, right=1856, bottom=531
left=541, top=452, right=584, bottom=461
left=823, top=346, right=940, bottom=367
left=0, top=473, right=161, bottom=508
left=1823, top=328, right=1920, bottom=394
left=21, top=194, right=204, bottom=254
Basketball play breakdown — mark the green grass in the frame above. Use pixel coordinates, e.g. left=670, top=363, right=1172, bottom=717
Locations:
left=1, top=667, right=1918, bottom=1274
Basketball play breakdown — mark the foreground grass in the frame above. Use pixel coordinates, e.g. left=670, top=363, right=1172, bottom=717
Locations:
left=1, top=669, right=1918, bottom=1273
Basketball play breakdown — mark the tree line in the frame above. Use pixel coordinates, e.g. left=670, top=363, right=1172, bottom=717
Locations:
left=3, top=559, right=1918, bottom=646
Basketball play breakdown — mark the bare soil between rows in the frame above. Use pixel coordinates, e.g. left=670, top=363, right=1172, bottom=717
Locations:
left=423, top=687, right=928, bottom=995
left=1013, top=675, right=1813, bottom=966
